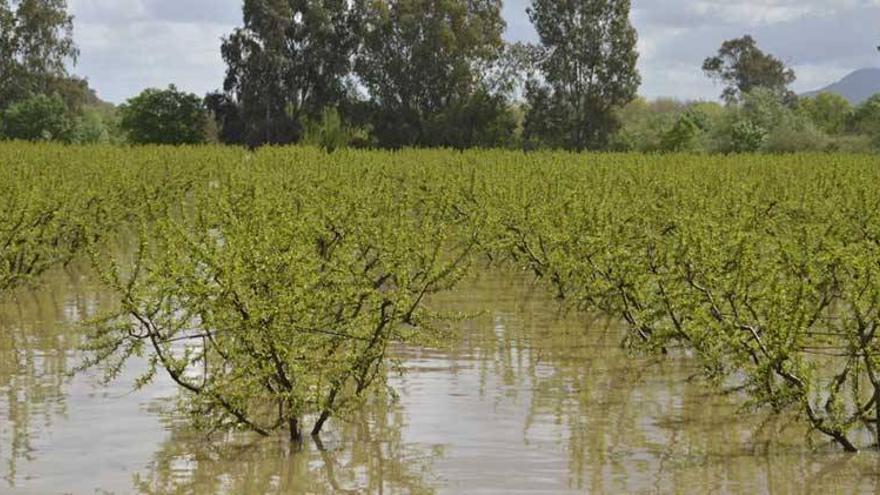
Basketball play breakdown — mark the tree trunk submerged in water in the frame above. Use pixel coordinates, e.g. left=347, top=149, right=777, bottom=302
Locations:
left=289, top=417, right=302, bottom=443
left=875, top=386, right=880, bottom=451
left=312, top=410, right=331, bottom=437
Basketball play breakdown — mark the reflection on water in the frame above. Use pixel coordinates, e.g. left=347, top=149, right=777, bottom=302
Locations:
left=2, top=265, right=880, bottom=493
left=133, top=402, right=442, bottom=495
left=0, top=266, right=95, bottom=485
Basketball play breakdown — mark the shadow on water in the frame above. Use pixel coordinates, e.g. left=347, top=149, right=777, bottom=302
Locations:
left=3, top=265, right=880, bottom=493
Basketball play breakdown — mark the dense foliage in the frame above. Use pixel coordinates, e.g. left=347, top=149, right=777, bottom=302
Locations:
left=523, top=0, right=640, bottom=150
left=217, top=0, right=363, bottom=147
left=0, top=0, right=120, bottom=143
left=466, top=151, right=880, bottom=452
left=613, top=91, right=880, bottom=154
left=0, top=145, right=123, bottom=294
left=119, top=85, right=207, bottom=145
left=0, top=0, right=77, bottom=110
left=355, top=0, right=508, bottom=149
left=1, top=92, right=69, bottom=140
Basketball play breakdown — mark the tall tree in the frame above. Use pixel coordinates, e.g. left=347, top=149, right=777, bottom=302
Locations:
left=219, top=0, right=362, bottom=146
left=0, top=0, right=78, bottom=110
left=355, top=0, right=510, bottom=148
left=702, top=35, right=795, bottom=104
left=524, top=0, right=640, bottom=151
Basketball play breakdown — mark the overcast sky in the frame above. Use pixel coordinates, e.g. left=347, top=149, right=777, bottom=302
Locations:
left=68, top=0, right=880, bottom=104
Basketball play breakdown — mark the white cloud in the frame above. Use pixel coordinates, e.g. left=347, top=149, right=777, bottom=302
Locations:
left=68, top=0, right=240, bottom=102
left=628, top=0, right=880, bottom=98
left=69, top=0, right=148, bottom=23
left=68, top=0, right=880, bottom=103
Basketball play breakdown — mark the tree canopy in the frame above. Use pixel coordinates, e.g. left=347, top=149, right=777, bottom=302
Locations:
left=119, top=85, right=207, bottom=145
left=355, top=0, right=508, bottom=148
left=0, top=0, right=78, bottom=110
left=523, top=0, right=641, bottom=151
left=800, top=92, right=852, bottom=135
left=1, top=92, right=69, bottom=140
left=702, top=35, right=795, bottom=104
left=219, top=0, right=363, bottom=147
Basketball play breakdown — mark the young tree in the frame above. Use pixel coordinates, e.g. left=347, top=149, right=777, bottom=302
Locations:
left=702, top=35, right=795, bottom=104
left=119, top=85, right=207, bottom=145
left=219, top=0, right=363, bottom=147
left=0, top=0, right=78, bottom=110
left=355, top=0, right=511, bottom=148
left=523, top=0, right=640, bottom=151
left=85, top=165, right=476, bottom=442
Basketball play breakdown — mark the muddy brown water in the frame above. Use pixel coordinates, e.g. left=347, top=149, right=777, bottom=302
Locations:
left=2, top=264, right=880, bottom=494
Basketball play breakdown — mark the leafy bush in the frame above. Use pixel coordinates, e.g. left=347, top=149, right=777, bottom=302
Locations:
left=826, top=134, right=876, bottom=153
left=800, top=92, right=852, bottom=135
left=728, top=119, right=767, bottom=152
left=763, top=120, right=829, bottom=153
left=611, top=98, right=681, bottom=152
left=1, top=94, right=71, bottom=141
left=69, top=108, right=110, bottom=144
left=82, top=148, right=474, bottom=441
left=850, top=94, right=880, bottom=147
left=705, top=89, right=833, bottom=154
left=119, top=85, right=207, bottom=145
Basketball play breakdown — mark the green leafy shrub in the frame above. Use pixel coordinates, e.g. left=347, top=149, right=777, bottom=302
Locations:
left=800, top=92, right=852, bottom=135
left=729, top=119, right=767, bottom=152
left=69, top=108, right=110, bottom=144
left=1, top=94, right=71, bottom=141
left=119, top=85, right=207, bottom=145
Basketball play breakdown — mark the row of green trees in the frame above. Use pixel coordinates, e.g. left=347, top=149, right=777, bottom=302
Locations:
left=202, top=2, right=880, bottom=152
left=2, top=0, right=879, bottom=151
left=467, top=150, right=880, bottom=452
left=205, top=0, right=640, bottom=150
left=0, top=144, right=475, bottom=443
left=7, top=144, right=880, bottom=451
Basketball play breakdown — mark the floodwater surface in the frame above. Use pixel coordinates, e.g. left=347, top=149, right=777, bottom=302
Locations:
left=2, top=264, right=880, bottom=494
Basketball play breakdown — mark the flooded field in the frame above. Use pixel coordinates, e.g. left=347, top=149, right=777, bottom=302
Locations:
left=2, top=264, right=880, bottom=494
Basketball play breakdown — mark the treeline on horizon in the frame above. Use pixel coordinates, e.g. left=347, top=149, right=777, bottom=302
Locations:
left=1, top=0, right=879, bottom=153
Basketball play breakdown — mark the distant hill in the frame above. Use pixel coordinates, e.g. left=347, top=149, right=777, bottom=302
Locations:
left=803, top=68, right=880, bottom=105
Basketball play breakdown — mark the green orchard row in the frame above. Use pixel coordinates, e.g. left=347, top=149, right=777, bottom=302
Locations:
left=3, top=143, right=879, bottom=451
